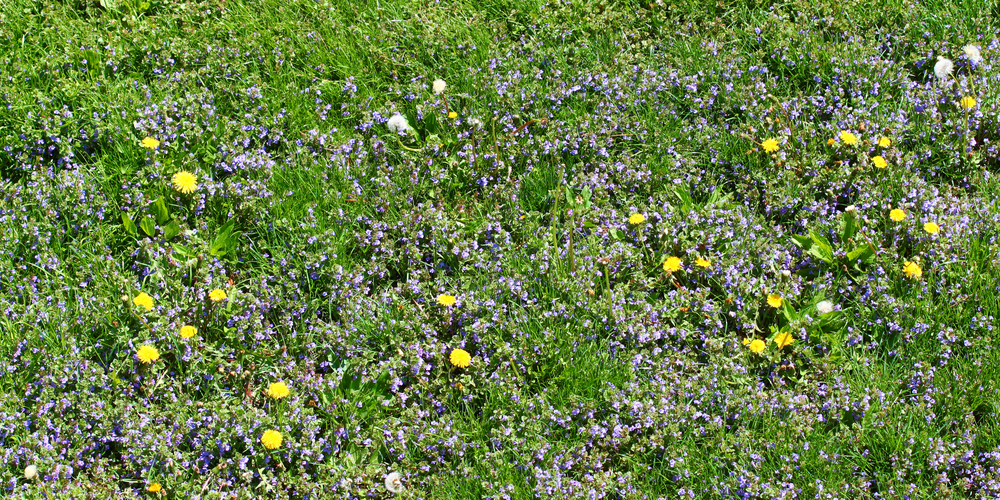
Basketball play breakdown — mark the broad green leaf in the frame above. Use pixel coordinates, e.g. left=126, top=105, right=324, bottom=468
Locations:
left=209, top=219, right=236, bottom=256
left=840, top=210, right=858, bottom=242
left=162, top=220, right=181, bottom=240
left=122, top=213, right=137, bottom=237
left=152, top=197, right=170, bottom=224
left=139, top=216, right=156, bottom=237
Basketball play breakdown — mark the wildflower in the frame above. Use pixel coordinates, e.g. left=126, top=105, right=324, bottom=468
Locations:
left=628, top=213, right=646, bottom=225
left=742, top=338, right=751, bottom=346
left=148, top=483, right=162, bottom=493
left=261, top=430, right=282, bottom=450
left=24, top=465, right=37, bottom=480
left=432, top=79, right=447, bottom=94
left=437, top=294, right=456, bottom=307
left=767, top=293, right=783, bottom=308
left=826, top=138, right=835, bottom=146
left=761, top=138, right=779, bottom=153
left=141, top=137, right=160, bottom=150
left=748, top=339, right=766, bottom=354
left=179, top=325, right=197, bottom=339
left=662, top=256, right=682, bottom=273
left=385, top=472, right=404, bottom=494
left=694, top=258, right=711, bottom=268
left=133, top=292, right=154, bottom=312
left=387, top=114, right=411, bottom=135
left=267, top=382, right=290, bottom=399
left=923, top=222, right=940, bottom=235
left=816, top=300, right=834, bottom=315
left=449, top=348, right=471, bottom=368
left=890, top=209, right=906, bottom=222
left=878, top=136, right=891, bottom=148
left=774, top=331, right=794, bottom=349
left=136, top=345, right=160, bottom=365
left=468, top=118, right=484, bottom=129
left=960, top=96, right=976, bottom=109
left=838, top=131, right=858, bottom=146
left=209, top=288, right=227, bottom=302
left=171, top=171, right=198, bottom=194
left=903, top=261, right=922, bottom=279
left=448, top=111, right=458, bottom=119
left=872, top=156, right=887, bottom=168
left=934, top=56, right=954, bottom=80
left=963, top=44, right=982, bottom=64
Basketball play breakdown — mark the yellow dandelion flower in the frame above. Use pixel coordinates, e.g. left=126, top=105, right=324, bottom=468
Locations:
left=923, top=222, right=940, bottom=235
left=209, top=289, right=227, bottom=302
left=960, top=96, right=976, bottom=110
left=147, top=483, right=162, bottom=493
left=449, top=348, right=471, bottom=368
left=766, top=293, right=783, bottom=308
left=437, top=294, right=456, bottom=307
left=773, top=331, right=794, bottom=349
left=261, top=430, right=282, bottom=450
left=133, top=292, right=154, bottom=312
left=662, top=256, right=682, bottom=273
left=742, top=337, right=751, bottom=346
left=903, top=261, right=922, bottom=279
left=694, top=258, right=711, bottom=268
left=448, top=111, right=458, bottom=119
left=628, top=213, right=646, bottom=225
left=839, top=131, right=858, bottom=146
left=761, top=138, right=779, bottom=153
left=749, top=339, right=767, bottom=354
left=872, top=156, right=887, bottom=168
left=826, top=138, right=836, bottom=146
left=890, top=209, right=906, bottom=222
left=136, top=345, right=160, bottom=365
left=171, top=171, right=198, bottom=194
left=267, top=382, right=290, bottom=399
left=179, top=325, right=197, bottom=339
left=141, top=137, right=160, bottom=150
left=878, top=136, right=891, bottom=148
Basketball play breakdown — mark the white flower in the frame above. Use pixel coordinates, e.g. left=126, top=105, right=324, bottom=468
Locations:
left=468, top=118, right=484, bottom=129
left=844, top=205, right=857, bottom=214
left=963, top=44, right=982, bottom=64
left=386, top=115, right=410, bottom=135
left=385, top=472, right=404, bottom=494
left=816, top=300, right=834, bottom=315
left=934, top=56, right=954, bottom=80
left=24, top=465, right=37, bottom=480
left=432, top=79, right=447, bottom=95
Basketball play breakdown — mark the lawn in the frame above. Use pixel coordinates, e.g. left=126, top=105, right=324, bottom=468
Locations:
left=1, top=0, right=1000, bottom=498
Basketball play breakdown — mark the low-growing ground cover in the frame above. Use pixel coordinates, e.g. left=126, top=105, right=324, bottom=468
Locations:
left=1, top=0, right=1000, bottom=497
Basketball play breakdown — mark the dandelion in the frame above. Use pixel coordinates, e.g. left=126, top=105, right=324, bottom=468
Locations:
left=171, top=171, right=198, bottom=194
left=468, top=118, right=484, bottom=129
left=838, top=131, right=858, bottom=146
left=767, top=293, right=783, bottom=308
left=761, top=138, right=779, bottom=153
left=133, top=292, right=154, bottom=312
left=963, top=44, right=982, bottom=64
left=878, top=136, right=891, bottom=148
left=890, top=209, right=906, bottom=222
left=448, top=111, right=458, bottom=119
left=141, top=137, right=160, bottom=150
left=923, top=222, right=940, bottom=235
left=449, top=348, right=471, bottom=368
left=903, top=261, right=922, bottom=279
left=694, top=258, right=711, bottom=268
left=136, top=345, right=160, bottom=365
left=748, top=339, right=766, bottom=354
left=662, top=256, right=682, bottom=273
left=437, top=294, right=456, bottom=307
left=148, top=483, right=162, bottom=493
left=816, top=300, right=834, bottom=315
left=826, top=138, right=835, bottom=146
left=385, top=472, right=404, bottom=494
left=261, top=429, right=282, bottom=450
left=209, top=288, right=227, bottom=302
left=960, top=96, right=976, bottom=110
left=872, top=156, right=887, bottom=168
left=934, top=56, right=954, bottom=80
left=179, top=325, right=197, bottom=339
left=774, top=331, right=794, bottom=349
left=628, top=213, right=646, bottom=225
left=742, top=338, right=751, bottom=346
left=387, top=114, right=411, bottom=135
left=24, top=465, right=37, bottom=480
left=432, top=79, right=447, bottom=94
left=267, top=382, right=290, bottom=399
